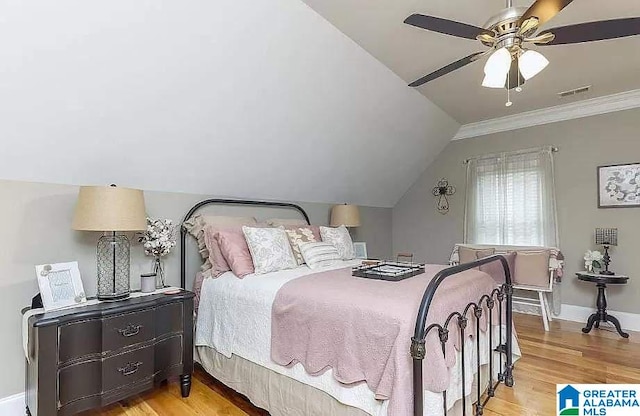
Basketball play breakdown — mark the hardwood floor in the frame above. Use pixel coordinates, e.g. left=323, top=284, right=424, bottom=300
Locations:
left=86, top=313, right=639, bottom=416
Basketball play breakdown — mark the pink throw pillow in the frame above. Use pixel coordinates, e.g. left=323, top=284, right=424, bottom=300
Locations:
left=215, top=229, right=255, bottom=278
left=203, top=225, right=232, bottom=277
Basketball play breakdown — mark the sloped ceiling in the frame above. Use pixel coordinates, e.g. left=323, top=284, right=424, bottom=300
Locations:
left=301, top=0, right=640, bottom=124
left=0, top=0, right=459, bottom=208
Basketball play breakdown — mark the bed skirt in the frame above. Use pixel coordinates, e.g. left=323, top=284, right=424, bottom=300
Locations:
left=195, top=345, right=495, bottom=416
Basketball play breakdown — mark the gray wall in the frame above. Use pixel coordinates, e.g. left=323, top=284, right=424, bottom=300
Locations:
left=0, top=179, right=391, bottom=398
left=393, top=108, right=640, bottom=314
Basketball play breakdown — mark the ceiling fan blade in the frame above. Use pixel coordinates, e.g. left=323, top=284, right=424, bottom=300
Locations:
left=537, top=18, right=640, bottom=45
left=519, top=0, right=575, bottom=28
left=404, top=14, right=493, bottom=40
left=409, top=51, right=488, bottom=87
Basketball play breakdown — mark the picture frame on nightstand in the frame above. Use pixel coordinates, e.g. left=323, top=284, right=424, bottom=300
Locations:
left=353, top=242, right=368, bottom=259
left=35, top=261, right=87, bottom=311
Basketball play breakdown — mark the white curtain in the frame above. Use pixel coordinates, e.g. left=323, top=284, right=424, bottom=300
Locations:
left=464, top=146, right=558, bottom=247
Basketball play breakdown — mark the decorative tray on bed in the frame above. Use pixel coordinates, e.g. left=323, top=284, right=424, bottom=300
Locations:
left=352, top=261, right=425, bottom=281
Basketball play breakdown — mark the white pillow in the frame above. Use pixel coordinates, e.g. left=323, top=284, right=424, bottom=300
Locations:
left=242, top=226, right=297, bottom=274
left=299, top=242, right=342, bottom=269
left=319, top=225, right=355, bottom=260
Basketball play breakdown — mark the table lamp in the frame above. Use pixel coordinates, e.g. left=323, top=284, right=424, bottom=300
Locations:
left=330, top=204, right=361, bottom=228
left=72, top=185, right=147, bottom=300
left=595, top=228, right=617, bottom=275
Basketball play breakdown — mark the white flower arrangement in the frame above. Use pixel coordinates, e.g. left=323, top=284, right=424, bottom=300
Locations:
left=583, top=250, right=603, bottom=271
left=139, top=217, right=177, bottom=258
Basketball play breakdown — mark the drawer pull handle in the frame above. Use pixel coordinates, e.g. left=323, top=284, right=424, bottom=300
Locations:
left=118, top=361, right=143, bottom=376
left=118, top=324, right=142, bottom=337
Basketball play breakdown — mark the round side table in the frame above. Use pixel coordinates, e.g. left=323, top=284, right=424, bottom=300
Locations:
left=576, top=272, right=629, bottom=338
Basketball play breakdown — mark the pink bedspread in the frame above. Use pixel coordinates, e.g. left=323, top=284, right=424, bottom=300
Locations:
left=271, top=264, right=499, bottom=416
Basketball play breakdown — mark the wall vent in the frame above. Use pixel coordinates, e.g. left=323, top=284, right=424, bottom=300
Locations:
left=558, top=85, right=591, bottom=98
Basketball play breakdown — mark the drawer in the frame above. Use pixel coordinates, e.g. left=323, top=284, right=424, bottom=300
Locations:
left=102, top=345, right=154, bottom=392
left=58, top=346, right=153, bottom=407
left=155, top=302, right=183, bottom=337
left=59, top=319, right=102, bottom=363
left=154, top=335, right=183, bottom=374
left=103, top=309, right=154, bottom=352
left=58, top=359, right=102, bottom=407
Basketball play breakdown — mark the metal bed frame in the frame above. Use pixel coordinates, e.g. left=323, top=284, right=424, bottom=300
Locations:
left=180, top=198, right=514, bottom=416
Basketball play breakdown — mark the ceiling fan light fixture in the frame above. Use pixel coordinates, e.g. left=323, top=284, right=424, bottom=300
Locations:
left=482, top=72, right=508, bottom=88
left=518, top=50, right=549, bottom=80
left=482, top=47, right=511, bottom=88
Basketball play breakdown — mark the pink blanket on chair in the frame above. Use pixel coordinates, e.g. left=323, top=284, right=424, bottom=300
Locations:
left=271, top=264, right=499, bottom=416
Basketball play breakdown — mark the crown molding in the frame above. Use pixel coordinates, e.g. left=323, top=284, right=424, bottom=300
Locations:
left=453, top=89, right=640, bottom=140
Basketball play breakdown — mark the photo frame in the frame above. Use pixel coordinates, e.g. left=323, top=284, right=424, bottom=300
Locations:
left=597, top=163, right=640, bottom=208
left=35, top=261, right=87, bottom=311
left=353, top=242, right=368, bottom=259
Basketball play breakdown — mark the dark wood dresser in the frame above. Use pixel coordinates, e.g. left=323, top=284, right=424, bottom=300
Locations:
left=24, top=290, right=194, bottom=416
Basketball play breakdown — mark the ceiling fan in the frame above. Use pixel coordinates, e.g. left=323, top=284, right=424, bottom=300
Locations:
left=405, top=0, right=640, bottom=105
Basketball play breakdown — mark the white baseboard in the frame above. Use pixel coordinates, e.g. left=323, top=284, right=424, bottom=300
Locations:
left=555, top=304, right=640, bottom=333
left=0, top=392, right=24, bottom=415
left=516, top=303, right=640, bottom=333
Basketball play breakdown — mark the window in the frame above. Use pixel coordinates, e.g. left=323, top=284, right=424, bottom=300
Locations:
left=464, top=147, right=558, bottom=247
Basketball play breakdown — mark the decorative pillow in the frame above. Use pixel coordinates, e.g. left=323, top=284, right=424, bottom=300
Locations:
left=284, top=224, right=321, bottom=240
left=284, top=227, right=318, bottom=265
left=514, top=250, right=551, bottom=288
left=183, top=215, right=257, bottom=273
left=458, top=246, right=495, bottom=264
left=203, top=225, right=234, bottom=277
left=242, top=226, right=298, bottom=274
left=479, top=252, right=517, bottom=284
left=299, top=242, right=342, bottom=269
left=215, top=229, right=255, bottom=278
left=319, top=225, right=355, bottom=260
left=265, top=218, right=309, bottom=227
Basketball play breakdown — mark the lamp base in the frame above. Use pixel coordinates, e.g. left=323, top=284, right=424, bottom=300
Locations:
left=599, top=270, right=615, bottom=276
left=97, top=233, right=131, bottom=301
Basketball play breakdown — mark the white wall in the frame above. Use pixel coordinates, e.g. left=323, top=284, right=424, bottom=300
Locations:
left=0, top=0, right=458, bottom=208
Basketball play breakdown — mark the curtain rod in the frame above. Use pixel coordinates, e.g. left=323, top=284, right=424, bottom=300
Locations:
left=463, top=145, right=559, bottom=165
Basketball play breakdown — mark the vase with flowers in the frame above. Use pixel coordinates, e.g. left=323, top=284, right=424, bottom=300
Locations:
left=583, top=250, right=604, bottom=273
left=139, top=218, right=177, bottom=289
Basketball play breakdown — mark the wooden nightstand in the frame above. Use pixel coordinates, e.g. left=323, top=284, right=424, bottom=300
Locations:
left=24, top=290, right=194, bottom=416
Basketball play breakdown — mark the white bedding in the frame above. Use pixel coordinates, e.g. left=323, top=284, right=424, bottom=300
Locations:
left=195, top=261, right=520, bottom=416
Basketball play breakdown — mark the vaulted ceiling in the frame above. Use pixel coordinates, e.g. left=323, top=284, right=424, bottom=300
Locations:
left=0, top=0, right=458, bottom=208
left=301, top=0, right=640, bottom=124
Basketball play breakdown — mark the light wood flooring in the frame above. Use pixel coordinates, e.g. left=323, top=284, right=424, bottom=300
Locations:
left=86, top=313, right=640, bottom=416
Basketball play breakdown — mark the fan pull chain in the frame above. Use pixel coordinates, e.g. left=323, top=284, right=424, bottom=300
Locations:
left=515, top=55, right=523, bottom=92
left=505, top=71, right=512, bottom=107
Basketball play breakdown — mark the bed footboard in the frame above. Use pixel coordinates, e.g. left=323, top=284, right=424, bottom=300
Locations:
left=411, top=255, right=514, bottom=416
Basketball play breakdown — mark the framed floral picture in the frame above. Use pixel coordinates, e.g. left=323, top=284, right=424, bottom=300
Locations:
left=598, top=163, right=640, bottom=208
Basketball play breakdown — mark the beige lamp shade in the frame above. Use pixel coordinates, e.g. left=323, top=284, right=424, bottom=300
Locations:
left=72, top=186, right=147, bottom=231
left=330, top=204, right=361, bottom=227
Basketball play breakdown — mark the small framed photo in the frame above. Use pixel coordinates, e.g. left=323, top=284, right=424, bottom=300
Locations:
left=36, top=262, right=87, bottom=312
left=353, top=242, right=368, bottom=259
left=598, top=163, right=640, bottom=208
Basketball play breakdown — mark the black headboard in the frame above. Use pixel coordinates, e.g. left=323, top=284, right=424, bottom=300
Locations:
left=180, top=198, right=311, bottom=289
